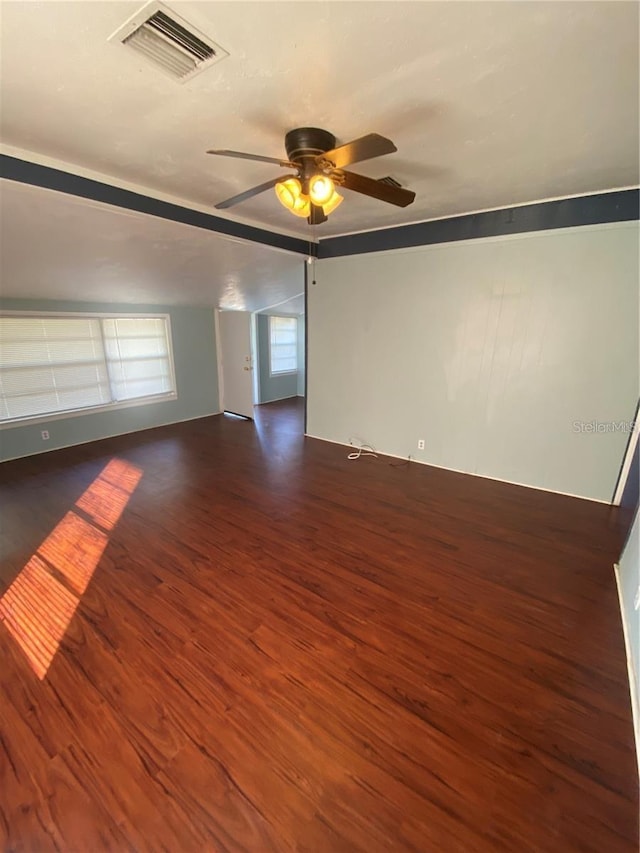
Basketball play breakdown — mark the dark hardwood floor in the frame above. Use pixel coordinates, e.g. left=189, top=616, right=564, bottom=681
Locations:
left=0, top=397, right=637, bottom=851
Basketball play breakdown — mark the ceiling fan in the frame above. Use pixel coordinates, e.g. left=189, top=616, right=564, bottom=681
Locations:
left=207, top=127, right=416, bottom=225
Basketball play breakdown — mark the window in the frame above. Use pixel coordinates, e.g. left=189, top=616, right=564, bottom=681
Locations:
left=0, top=314, right=176, bottom=425
left=269, top=316, right=298, bottom=375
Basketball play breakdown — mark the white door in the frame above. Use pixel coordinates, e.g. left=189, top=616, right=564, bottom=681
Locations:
left=218, top=311, right=254, bottom=419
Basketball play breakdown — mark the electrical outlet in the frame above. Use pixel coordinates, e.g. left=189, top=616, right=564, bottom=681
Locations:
left=634, top=587, right=640, bottom=611
left=417, top=439, right=425, bottom=450
left=41, top=430, right=49, bottom=440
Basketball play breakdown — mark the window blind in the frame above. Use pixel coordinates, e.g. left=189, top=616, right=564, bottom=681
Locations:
left=102, top=318, right=173, bottom=402
left=269, top=316, right=298, bottom=375
left=0, top=315, right=175, bottom=424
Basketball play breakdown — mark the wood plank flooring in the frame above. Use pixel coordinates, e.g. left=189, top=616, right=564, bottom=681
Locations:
left=0, top=397, right=637, bottom=851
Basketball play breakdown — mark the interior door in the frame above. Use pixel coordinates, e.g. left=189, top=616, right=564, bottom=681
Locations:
left=218, top=310, right=254, bottom=419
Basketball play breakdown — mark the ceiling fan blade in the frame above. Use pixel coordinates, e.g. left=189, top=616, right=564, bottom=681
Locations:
left=339, top=171, right=416, bottom=207
left=207, top=149, right=297, bottom=169
left=215, top=176, right=296, bottom=210
left=320, top=134, right=397, bottom=169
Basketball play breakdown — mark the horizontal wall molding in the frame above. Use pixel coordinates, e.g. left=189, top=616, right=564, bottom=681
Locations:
left=318, top=189, right=639, bottom=258
left=0, top=154, right=314, bottom=257
left=3, top=154, right=637, bottom=260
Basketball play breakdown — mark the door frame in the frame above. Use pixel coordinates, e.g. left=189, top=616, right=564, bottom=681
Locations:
left=215, top=309, right=255, bottom=420
left=613, top=399, right=640, bottom=508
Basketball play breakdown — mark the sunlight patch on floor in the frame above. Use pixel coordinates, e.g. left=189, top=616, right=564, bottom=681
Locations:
left=38, top=511, right=109, bottom=594
left=0, top=458, right=142, bottom=679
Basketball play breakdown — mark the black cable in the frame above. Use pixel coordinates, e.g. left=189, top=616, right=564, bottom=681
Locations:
left=389, top=457, right=411, bottom=468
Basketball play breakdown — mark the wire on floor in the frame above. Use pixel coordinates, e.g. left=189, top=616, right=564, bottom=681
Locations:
left=389, top=456, right=411, bottom=467
left=347, top=444, right=378, bottom=461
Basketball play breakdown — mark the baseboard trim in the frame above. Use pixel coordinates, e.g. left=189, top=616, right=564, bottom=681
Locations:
left=0, top=411, right=224, bottom=463
left=256, top=395, right=299, bottom=405
left=303, top=432, right=609, bottom=504
left=614, top=562, right=640, bottom=779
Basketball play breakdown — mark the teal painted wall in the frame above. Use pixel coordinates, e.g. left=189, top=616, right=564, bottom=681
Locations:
left=256, top=313, right=299, bottom=403
left=0, top=298, right=220, bottom=461
left=308, top=222, right=639, bottom=501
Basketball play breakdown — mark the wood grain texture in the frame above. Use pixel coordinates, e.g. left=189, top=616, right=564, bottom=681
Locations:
left=0, top=397, right=637, bottom=851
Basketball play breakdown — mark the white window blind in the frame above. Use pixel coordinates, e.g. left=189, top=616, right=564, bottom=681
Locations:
left=0, top=315, right=175, bottom=424
left=103, top=318, right=173, bottom=402
left=269, top=316, right=298, bottom=375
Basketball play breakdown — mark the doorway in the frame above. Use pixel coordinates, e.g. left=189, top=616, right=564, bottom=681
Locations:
left=254, top=311, right=305, bottom=408
left=217, top=310, right=255, bottom=419
left=217, top=292, right=306, bottom=430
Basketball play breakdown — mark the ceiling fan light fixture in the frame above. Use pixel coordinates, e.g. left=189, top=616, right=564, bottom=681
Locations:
left=275, top=176, right=342, bottom=221
left=275, top=178, right=310, bottom=217
left=309, top=174, right=335, bottom=205
left=292, top=198, right=311, bottom=218
left=320, top=189, right=343, bottom=216
left=275, top=176, right=301, bottom=206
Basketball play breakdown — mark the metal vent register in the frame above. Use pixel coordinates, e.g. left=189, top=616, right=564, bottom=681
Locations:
left=110, top=2, right=228, bottom=82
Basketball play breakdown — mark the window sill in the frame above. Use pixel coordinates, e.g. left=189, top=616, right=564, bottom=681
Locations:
left=0, top=391, right=178, bottom=430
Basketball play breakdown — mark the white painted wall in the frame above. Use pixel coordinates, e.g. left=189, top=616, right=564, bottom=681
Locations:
left=307, top=223, right=639, bottom=501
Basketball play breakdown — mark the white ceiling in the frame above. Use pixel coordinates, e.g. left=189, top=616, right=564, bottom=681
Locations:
left=0, top=180, right=304, bottom=310
left=1, top=1, right=638, bottom=240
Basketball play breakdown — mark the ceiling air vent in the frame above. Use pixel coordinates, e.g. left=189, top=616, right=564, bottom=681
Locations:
left=109, top=1, right=228, bottom=82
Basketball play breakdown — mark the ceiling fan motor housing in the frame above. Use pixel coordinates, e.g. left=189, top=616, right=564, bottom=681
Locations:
left=285, top=127, right=336, bottom=171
